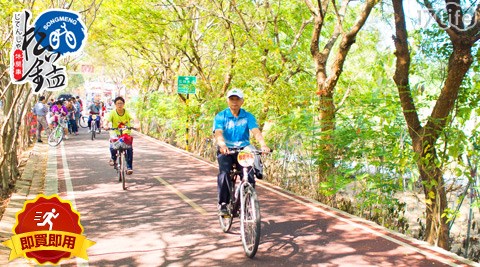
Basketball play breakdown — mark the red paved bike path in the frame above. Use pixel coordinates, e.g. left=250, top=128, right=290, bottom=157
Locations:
left=1, top=128, right=477, bottom=266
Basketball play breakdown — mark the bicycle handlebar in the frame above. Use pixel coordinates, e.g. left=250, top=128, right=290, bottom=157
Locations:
left=106, top=127, right=137, bottom=131
left=226, top=148, right=273, bottom=155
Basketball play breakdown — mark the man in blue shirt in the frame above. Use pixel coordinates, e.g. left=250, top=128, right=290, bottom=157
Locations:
left=213, top=88, right=270, bottom=215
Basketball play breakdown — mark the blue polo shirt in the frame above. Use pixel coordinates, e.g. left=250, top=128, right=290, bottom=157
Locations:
left=213, top=108, right=259, bottom=148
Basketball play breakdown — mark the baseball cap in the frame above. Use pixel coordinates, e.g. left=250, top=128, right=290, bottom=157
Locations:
left=226, top=88, right=244, bottom=99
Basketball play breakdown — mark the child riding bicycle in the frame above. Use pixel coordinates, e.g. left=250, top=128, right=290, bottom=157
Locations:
left=50, top=100, right=69, bottom=139
left=104, top=96, right=135, bottom=175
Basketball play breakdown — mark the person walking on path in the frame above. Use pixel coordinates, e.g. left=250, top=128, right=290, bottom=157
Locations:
left=73, top=97, right=82, bottom=129
left=32, top=96, right=48, bottom=143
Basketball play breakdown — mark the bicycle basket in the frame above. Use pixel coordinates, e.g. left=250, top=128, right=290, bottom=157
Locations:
left=112, top=139, right=131, bottom=150
left=120, top=134, right=133, bottom=145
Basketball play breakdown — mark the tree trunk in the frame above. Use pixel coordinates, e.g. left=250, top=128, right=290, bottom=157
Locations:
left=306, top=0, right=377, bottom=197
left=317, top=90, right=336, bottom=174
left=415, top=137, right=449, bottom=248
left=0, top=84, right=30, bottom=193
left=1, top=85, right=14, bottom=191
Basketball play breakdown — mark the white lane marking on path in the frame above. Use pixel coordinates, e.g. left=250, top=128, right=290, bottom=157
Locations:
left=155, top=177, right=208, bottom=216
left=136, top=131, right=474, bottom=266
left=60, top=142, right=90, bottom=267
left=259, top=185, right=467, bottom=267
left=60, top=142, right=76, bottom=208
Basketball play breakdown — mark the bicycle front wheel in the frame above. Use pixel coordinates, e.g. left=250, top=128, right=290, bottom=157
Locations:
left=47, top=127, right=63, bottom=147
left=122, top=152, right=127, bottom=190
left=240, top=185, right=261, bottom=258
left=118, top=152, right=125, bottom=188
left=91, top=124, right=96, bottom=140
left=79, top=116, right=88, bottom=128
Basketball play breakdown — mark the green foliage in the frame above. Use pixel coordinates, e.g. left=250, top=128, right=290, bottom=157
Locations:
left=414, top=26, right=452, bottom=61
left=441, top=208, right=460, bottom=224
left=134, top=91, right=184, bottom=142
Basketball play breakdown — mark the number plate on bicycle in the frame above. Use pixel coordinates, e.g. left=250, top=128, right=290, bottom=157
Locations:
left=237, top=150, right=255, bottom=167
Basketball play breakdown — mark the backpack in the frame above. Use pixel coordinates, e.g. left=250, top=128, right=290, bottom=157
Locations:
left=245, top=145, right=264, bottom=179
left=253, top=154, right=264, bottom=179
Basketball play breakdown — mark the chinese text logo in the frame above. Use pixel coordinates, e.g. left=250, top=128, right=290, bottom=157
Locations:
left=10, top=9, right=87, bottom=94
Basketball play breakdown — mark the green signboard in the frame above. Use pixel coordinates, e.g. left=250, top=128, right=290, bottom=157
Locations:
left=177, top=76, right=197, bottom=94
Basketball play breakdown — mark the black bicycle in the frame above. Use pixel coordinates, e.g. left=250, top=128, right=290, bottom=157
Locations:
left=90, top=114, right=101, bottom=140
left=108, top=126, right=134, bottom=190
left=218, top=148, right=267, bottom=258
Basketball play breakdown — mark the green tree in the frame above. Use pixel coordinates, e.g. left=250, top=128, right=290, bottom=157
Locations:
left=305, top=0, right=379, bottom=199
left=392, top=0, right=480, bottom=249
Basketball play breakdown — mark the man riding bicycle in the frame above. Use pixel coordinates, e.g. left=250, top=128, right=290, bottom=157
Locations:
left=88, top=100, right=101, bottom=132
left=213, top=88, right=270, bottom=215
left=104, top=96, right=135, bottom=175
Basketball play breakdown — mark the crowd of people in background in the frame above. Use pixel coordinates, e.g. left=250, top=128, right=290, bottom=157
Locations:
left=32, top=95, right=110, bottom=143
